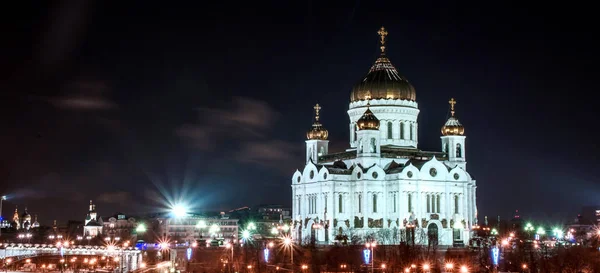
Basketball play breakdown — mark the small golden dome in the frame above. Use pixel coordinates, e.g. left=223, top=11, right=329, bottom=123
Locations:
left=441, top=98, right=465, bottom=136
left=357, top=103, right=380, bottom=130
left=306, top=104, right=329, bottom=140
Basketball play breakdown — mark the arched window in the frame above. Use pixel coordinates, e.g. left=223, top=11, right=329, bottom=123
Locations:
left=444, top=143, right=449, bottom=154
left=370, top=138, right=377, bottom=153
left=338, top=195, right=343, bottom=213
left=358, top=194, right=362, bottom=213
left=373, top=194, right=377, bottom=213
left=353, top=123, right=357, bottom=142
left=408, top=193, right=412, bottom=213
left=456, top=143, right=462, bottom=158
left=410, top=123, right=414, bottom=140
left=393, top=193, right=397, bottom=213
left=454, top=195, right=459, bottom=214
left=426, top=194, right=430, bottom=213
left=436, top=195, right=441, bottom=213
left=400, top=122, right=405, bottom=139
left=387, top=122, right=393, bottom=139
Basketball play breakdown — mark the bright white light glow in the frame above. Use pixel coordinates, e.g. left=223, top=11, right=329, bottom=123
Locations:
left=172, top=204, right=188, bottom=218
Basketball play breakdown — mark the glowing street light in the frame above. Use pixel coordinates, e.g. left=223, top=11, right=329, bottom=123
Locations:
left=445, top=263, right=454, bottom=271
left=196, top=220, right=207, bottom=229
left=136, top=224, right=147, bottom=233
left=536, top=227, right=546, bottom=236
left=247, top=222, right=256, bottom=230
left=283, top=237, right=294, bottom=265
left=209, top=224, right=220, bottom=237
left=524, top=223, right=534, bottom=232
left=242, top=230, right=251, bottom=240
left=460, top=265, right=468, bottom=273
left=423, top=264, right=430, bottom=271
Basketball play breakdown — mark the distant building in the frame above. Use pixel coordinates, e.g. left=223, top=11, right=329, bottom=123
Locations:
left=83, top=200, right=103, bottom=237
left=567, top=214, right=596, bottom=245
left=161, top=212, right=239, bottom=245
left=256, top=204, right=291, bottom=220
left=10, top=206, right=40, bottom=230
left=101, top=213, right=137, bottom=239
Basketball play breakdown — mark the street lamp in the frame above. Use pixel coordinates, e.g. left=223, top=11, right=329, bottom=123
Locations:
left=445, top=263, right=454, bottom=272
left=460, top=265, right=468, bottom=273
left=365, top=241, right=376, bottom=273
left=0, top=195, right=6, bottom=237
left=196, top=220, right=207, bottom=238
left=524, top=223, right=534, bottom=238
left=283, top=237, right=294, bottom=267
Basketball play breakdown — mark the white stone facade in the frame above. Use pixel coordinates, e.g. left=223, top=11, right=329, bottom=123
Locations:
left=291, top=58, right=476, bottom=247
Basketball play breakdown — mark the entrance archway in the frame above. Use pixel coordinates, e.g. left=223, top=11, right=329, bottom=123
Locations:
left=427, top=223, right=439, bottom=247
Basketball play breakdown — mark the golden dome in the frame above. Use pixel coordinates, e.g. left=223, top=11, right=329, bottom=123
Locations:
left=350, top=27, right=416, bottom=102
left=306, top=104, right=329, bottom=140
left=441, top=98, right=465, bottom=136
left=357, top=103, right=380, bottom=130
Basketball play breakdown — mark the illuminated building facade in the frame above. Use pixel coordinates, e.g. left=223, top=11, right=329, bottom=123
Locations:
left=161, top=214, right=239, bottom=245
left=291, top=27, right=477, bottom=246
left=83, top=200, right=103, bottom=237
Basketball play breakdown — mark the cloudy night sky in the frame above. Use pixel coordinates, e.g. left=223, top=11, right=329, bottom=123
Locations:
left=1, top=0, right=598, bottom=225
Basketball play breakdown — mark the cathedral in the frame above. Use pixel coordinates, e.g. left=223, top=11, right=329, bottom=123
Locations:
left=84, top=200, right=103, bottom=237
left=291, top=27, right=477, bottom=246
left=11, top=206, right=40, bottom=230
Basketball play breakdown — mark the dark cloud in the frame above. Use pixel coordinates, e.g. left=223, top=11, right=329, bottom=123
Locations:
left=97, top=191, right=131, bottom=204
left=176, top=97, right=299, bottom=172
left=51, top=81, right=118, bottom=111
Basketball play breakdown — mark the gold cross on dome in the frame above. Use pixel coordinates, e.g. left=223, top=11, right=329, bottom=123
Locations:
left=449, top=98, right=457, bottom=116
left=378, top=26, right=388, bottom=45
left=314, top=104, right=321, bottom=121
left=378, top=26, right=388, bottom=53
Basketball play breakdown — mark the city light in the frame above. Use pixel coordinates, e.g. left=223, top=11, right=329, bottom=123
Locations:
left=136, top=224, right=147, bottom=233
left=445, top=263, right=454, bottom=270
left=247, top=222, right=256, bottom=230
left=242, top=230, right=250, bottom=239
left=423, top=264, right=430, bottom=270
left=537, top=227, right=546, bottom=235
left=171, top=204, right=188, bottom=218
left=460, top=265, right=468, bottom=273
left=196, top=220, right=207, bottom=229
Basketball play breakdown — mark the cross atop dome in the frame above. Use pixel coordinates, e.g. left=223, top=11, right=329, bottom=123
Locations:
left=377, top=26, right=388, bottom=53
left=306, top=103, right=329, bottom=140
left=449, top=98, right=457, bottom=116
left=313, top=104, right=322, bottom=122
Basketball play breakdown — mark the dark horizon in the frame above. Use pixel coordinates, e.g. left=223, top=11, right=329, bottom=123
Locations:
left=1, top=0, right=599, bottom=226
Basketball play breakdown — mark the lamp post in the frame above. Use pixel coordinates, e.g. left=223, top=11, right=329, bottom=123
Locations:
left=283, top=237, right=294, bottom=269
left=196, top=220, right=207, bottom=239
left=365, top=241, right=376, bottom=273
left=226, top=242, right=234, bottom=273
left=0, top=196, right=6, bottom=237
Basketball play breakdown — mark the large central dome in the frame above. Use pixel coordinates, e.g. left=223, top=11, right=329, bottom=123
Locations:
left=350, top=27, right=416, bottom=102
left=350, top=54, right=416, bottom=102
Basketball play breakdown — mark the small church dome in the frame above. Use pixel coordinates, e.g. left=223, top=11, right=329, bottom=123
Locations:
left=357, top=107, right=380, bottom=130
left=306, top=104, right=329, bottom=140
left=441, top=98, right=465, bottom=136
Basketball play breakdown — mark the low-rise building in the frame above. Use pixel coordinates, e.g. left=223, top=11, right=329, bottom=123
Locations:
left=162, top=212, right=239, bottom=246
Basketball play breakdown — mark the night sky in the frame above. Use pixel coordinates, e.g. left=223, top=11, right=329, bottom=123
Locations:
left=1, top=1, right=598, bottom=225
